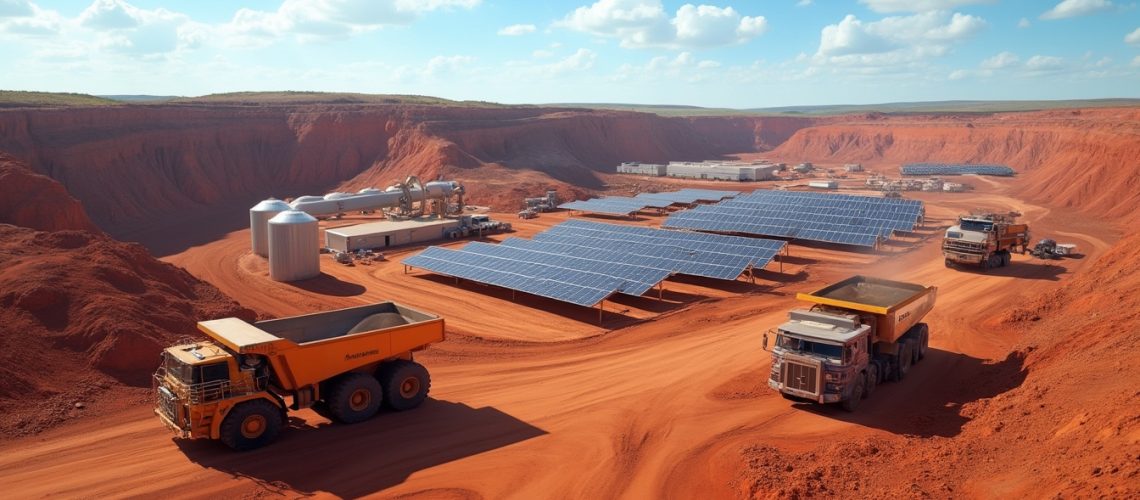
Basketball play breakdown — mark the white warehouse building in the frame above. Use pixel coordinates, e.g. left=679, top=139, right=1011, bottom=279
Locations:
left=665, top=162, right=779, bottom=181
left=616, top=162, right=668, bottom=176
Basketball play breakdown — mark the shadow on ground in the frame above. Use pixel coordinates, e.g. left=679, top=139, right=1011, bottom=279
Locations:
left=787, top=348, right=1028, bottom=438
left=177, top=399, right=546, bottom=497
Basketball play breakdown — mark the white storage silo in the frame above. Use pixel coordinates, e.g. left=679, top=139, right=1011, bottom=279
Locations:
left=267, top=210, right=320, bottom=282
left=250, top=198, right=292, bottom=257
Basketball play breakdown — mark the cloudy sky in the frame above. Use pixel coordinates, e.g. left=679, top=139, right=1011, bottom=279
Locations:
left=1, top=0, right=1139, bottom=107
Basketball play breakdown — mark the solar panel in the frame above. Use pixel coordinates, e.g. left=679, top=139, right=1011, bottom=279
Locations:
left=403, top=247, right=617, bottom=307
left=459, top=241, right=669, bottom=296
left=549, top=219, right=784, bottom=266
left=634, top=188, right=740, bottom=204
left=900, top=163, right=1015, bottom=176
left=661, top=189, right=921, bottom=247
left=531, top=233, right=751, bottom=280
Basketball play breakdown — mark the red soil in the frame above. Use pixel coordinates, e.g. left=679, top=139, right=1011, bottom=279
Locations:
left=0, top=103, right=1138, bottom=497
left=0, top=153, right=98, bottom=232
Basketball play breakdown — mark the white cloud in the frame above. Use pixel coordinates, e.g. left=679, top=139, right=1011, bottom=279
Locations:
left=815, top=11, right=985, bottom=67
left=546, top=48, right=596, bottom=73
left=497, top=23, right=535, bottom=35
left=425, top=55, right=474, bottom=76
left=79, top=0, right=140, bottom=29
left=1017, top=17, right=1030, bottom=28
left=948, top=69, right=970, bottom=80
left=981, top=51, right=1018, bottom=69
left=1040, top=0, right=1113, bottom=20
left=1132, top=55, right=1140, bottom=67
left=859, top=0, right=994, bottom=13
left=222, top=0, right=482, bottom=46
left=556, top=0, right=767, bottom=49
left=1025, top=55, right=1065, bottom=71
left=0, top=3, right=61, bottom=35
left=0, top=0, right=33, bottom=17
left=1125, top=27, right=1140, bottom=44
left=612, top=50, right=722, bottom=83
left=796, top=0, right=812, bottom=6
left=532, top=49, right=553, bottom=58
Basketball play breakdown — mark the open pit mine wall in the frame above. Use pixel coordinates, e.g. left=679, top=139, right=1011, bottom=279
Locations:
left=771, top=110, right=1140, bottom=223
left=0, top=106, right=808, bottom=231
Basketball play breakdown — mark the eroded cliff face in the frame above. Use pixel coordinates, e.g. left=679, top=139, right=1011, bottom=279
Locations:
left=0, top=153, right=98, bottom=232
left=772, top=108, right=1140, bottom=223
left=0, top=105, right=812, bottom=232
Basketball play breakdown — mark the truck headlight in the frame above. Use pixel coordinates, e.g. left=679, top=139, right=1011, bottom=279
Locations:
left=824, top=371, right=844, bottom=383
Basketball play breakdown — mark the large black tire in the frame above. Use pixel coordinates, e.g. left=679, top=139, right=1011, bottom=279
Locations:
left=327, top=373, right=383, bottom=424
left=944, top=258, right=953, bottom=268
left=1001, top=251, right=1012, bottom=267
left=841, top=373, right=866, bottom=412
left=893, top=343, right=912, bottom=382
left=864, top=365, right=878, bottom=397
left=220, top=399, right=283, bottom=451
left=378, top=360, right=430, bottom=411
left=916, top=324, right=930, bottom=360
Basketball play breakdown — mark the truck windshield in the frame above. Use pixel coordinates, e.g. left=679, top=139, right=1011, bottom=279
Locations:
left=163, top=355, right=228, bottom=385
left=960, top=220, right=993, bottom=232
left=776, top=334, right=842, bottom=359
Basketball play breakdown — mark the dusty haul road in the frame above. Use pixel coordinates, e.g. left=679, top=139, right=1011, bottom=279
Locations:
left=0, top=178, right=1116, bottom=499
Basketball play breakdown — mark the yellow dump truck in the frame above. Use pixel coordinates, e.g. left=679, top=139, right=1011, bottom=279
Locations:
left=153, top=302, right=444, bottom=450
left=768, top=276, right=937, bottom=411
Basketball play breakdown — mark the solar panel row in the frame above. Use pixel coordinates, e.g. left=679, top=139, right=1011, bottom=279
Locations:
left=634, top=188, right=740, bottom=204
left=558, top=196, right=654, bottom=215
left=900, top=163, right=1015, bottom=176
left=661, top=189, right=925, bottom=247
left=552, top=219, right=785, bottom=266
left=402, top=247, right=617, bottom=307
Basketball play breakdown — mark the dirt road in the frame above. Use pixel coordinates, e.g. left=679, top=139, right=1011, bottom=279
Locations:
left=0, top=180, right=1117, bottom=498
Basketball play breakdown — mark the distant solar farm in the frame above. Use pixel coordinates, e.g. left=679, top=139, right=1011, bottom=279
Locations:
left=402, top=188, right=927, bottom=318
left=900, top=163, right=1015, bottom=176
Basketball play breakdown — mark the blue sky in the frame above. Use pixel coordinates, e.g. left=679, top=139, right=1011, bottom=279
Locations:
left=1, top=0, right=1138, bottom=107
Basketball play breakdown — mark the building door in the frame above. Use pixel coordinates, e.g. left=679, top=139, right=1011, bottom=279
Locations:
left=385, top=235, right=391, bottom=247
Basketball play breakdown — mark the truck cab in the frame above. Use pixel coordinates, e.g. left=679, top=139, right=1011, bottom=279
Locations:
left=155, top=341, right=274, bottom=442
left=770, top=309, right=872, bottom=407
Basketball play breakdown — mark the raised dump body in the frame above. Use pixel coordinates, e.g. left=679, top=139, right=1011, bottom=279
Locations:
left=155, top=302, right=444, bottom=450
left=769, top=276, right=937, bottom=411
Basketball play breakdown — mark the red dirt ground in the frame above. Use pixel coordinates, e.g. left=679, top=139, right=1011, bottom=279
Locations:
left=0, top=104, right=1137, bottom=498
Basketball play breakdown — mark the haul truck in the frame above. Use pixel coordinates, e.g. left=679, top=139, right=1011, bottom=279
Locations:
left=153, top=302, right=444, bottom=451
left=768, top=276, right=937, bottom=411
left=942, top=211, right=1030, bottom=270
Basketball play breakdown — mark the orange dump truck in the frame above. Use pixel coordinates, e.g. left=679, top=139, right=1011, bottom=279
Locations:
left=768, top=276, right=937, bottom=411
left=154, top=302, right=444, bottom=450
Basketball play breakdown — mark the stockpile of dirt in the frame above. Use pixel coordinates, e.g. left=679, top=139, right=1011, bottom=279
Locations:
left=0, top=224, right=255, bottom=436
left=0, top=153, right=98, bottom=232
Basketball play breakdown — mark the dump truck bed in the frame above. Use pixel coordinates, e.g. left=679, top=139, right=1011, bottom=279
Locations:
left=198, top=302, right=444, bottom=390
left=797, top=276, right=936, bottom=343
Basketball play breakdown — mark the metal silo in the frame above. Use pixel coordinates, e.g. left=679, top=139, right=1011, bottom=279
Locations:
left=250, top=198, right=292, bottom=257
left=267, top=210, right=320, bottom=282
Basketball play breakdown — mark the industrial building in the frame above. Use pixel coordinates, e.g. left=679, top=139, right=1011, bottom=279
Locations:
left=808, top=180, right=839, bottom=189
left=325, top=217, right=461, bottom=253
left=664, top=162, right=779, bottom=181
left=616, top=162, right=667, bottom=176
left=844, top=163, right=863, bottom=172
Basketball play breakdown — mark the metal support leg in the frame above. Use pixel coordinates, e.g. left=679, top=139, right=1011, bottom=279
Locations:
left=658, top=282, right=663, bottom=301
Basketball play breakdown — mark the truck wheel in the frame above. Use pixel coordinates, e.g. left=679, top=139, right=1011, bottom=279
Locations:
left=893, top=344, right=912, bottom=382
left=327, top=373, right=383, bottom=424
left=841, top=374, right=866, bottom=412
left=863, top=367, right=877, bottom=398
left=911, top=340, right=921, bottom=365
left=220, top=399, right=283, bottom=451
left=944, top=259, right=952, bottom=268
left=917, top=324, right=930, bottom=360
left=378, top=360, right=430, bottom=411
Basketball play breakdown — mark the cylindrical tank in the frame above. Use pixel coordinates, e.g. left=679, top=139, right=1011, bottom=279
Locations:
left=249, top=198, right=292, bottom=257
left=267, top=210, right=320, bottom=282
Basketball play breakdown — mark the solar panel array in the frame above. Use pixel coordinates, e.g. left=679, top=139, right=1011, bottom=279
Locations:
left=900, top=163, right=1015, bottom=176
left=662, top=190, right=924, bottom=247
left=634, top=188, right=741, bottom=205
left=558, top=196, right=650, bottom=216
left=403, top=220, right=787, bottom=309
